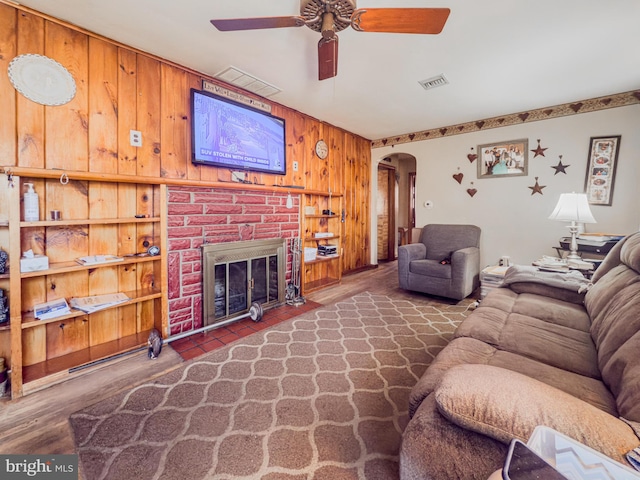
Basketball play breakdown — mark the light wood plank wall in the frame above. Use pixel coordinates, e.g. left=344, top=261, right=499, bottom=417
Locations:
left=0, top=2, right=372, bottom=297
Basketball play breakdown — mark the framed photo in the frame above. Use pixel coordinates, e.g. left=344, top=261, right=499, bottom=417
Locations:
left=477, top=139, right=528, bottom=178
left=584, top=135, right=621, bottom=206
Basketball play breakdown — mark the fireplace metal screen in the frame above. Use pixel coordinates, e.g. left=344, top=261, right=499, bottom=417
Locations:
left=202, top=239, right=286, bottom=326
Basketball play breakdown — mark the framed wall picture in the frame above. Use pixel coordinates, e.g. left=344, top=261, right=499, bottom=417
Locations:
left=477, top=139, right=528, bottom=178
left=584, top=135, right=621, bottom=206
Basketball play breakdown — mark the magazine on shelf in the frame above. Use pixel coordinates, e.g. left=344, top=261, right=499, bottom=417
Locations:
left=34, top=298, right=71, bottom=320
left=70, top=293, right=130, bottom=313
left=75, top=255, right=124, bottom=266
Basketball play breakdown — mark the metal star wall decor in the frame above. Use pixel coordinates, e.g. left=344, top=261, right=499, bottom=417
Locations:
left=551, top=155, right=570, bottom=175
left=528, top=176, right=546, bottom=195
left=531, top=139, right=548, bottom=158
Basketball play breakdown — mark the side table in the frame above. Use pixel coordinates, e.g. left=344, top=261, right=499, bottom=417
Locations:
left=487, top=426, right=640, bottom=479
left=528, top=426, right=640, bottom=479
left=480, top=265, right=509, bottom=299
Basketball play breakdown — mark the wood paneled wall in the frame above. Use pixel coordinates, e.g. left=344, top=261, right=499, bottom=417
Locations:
left=0, top=2, right=372, bottom=275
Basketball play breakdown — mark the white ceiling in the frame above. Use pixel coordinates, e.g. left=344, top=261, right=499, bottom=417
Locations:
left=12, top=0, right=640, bottom=141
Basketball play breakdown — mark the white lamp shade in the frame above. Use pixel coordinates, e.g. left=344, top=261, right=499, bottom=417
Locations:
left=548, top=193, right=597, bottom=223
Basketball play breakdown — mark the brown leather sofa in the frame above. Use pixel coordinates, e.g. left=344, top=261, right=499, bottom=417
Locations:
left=400, top=232, right=640, bottom=479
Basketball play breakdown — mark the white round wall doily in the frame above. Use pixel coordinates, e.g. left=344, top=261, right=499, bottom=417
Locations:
left=7, top=54, right=76, bottom=106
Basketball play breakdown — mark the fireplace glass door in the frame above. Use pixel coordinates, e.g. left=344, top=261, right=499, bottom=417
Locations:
left=202, top=239, right=286, bottom=326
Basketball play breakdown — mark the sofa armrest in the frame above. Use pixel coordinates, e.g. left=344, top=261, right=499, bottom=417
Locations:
left=434, top=364, right=640, bottom=463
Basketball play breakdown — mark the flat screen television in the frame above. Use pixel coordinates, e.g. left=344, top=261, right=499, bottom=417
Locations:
left=191, top=88, right=286, bottom=175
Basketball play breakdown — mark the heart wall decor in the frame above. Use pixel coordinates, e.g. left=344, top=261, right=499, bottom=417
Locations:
left=453, top=172, right=464, bottom=184
left=467, top=147, right=477, bottom=163
left=467, top=182, right=477, bottom=197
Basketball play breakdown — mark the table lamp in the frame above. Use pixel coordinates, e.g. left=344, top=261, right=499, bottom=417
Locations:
left=548, top=193, right=596, bottom=261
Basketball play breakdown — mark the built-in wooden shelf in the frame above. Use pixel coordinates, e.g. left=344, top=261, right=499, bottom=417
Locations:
left=21, top=288, right=162, bottom=329
left=304, top=235, right=340, bottom=242
left=1, top=174, right=168, bottom=399
left=304, top=255, right=341, bottom=266
left=20, top=217, right=160, bottom=227
left=20, top=255, right=161, bottom=279
left=22, top=329, right=153, bottom=385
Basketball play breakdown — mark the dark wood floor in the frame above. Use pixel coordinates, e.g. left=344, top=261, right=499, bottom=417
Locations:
left=0, top=261, right=464, bottom=460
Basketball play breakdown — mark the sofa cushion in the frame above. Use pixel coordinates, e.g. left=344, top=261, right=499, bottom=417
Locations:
left=409, top=337, right=618, bottom=419
left=434, top=364, right=640, bottom=463
left=455, top=290, right=599, bottom=378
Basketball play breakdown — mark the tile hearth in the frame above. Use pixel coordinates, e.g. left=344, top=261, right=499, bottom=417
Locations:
left=170, top=301, right=321, bottom=361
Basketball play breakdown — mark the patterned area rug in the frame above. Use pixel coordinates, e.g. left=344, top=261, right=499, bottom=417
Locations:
left=69, top=292, right=469, bottom=480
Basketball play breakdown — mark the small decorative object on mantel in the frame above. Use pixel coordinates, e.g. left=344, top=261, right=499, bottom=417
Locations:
left=467, top=148, right=477, bottom=163
left=528, top=177, right=546, bottom=195
left=467, top=182, right=478, bottom=197
left=453, top=168, right=464, bottom=184
left=584, top=135, right=621, bottom=206
left=551, top=155, right=570, bottom=175
left=531, top=138, right=548, bottom=158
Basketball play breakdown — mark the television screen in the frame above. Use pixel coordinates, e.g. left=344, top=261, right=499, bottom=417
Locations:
left=191, top=89, right=286, bottom=175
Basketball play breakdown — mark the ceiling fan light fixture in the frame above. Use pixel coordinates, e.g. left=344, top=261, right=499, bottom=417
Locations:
left=214, top=66, right=282, bottom=97
left=418, top=74, right=449, bottom=91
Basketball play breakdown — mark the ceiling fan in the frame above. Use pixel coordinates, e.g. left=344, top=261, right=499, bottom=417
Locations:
left=210, top=0, right=450, bottom=81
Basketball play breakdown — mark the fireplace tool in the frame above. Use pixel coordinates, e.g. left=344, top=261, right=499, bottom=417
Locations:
left=286, top=237, right=306, bottom=306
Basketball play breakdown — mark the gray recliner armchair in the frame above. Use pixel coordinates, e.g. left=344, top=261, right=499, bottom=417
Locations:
left=398, top=224, right=481, bottom=300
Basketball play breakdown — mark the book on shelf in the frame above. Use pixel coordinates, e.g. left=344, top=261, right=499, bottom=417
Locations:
left=70, top=293, right=130, bottom=313
left=75, top=255, right=124, bottom=266
left=34, top=298, right=71, bottom=320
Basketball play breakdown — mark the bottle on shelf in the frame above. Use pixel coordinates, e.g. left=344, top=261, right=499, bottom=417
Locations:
left=23, top=183, right=39, bottom=222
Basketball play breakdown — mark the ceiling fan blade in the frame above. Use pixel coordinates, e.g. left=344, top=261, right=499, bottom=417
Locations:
left=351, top=8, right=450, bottom=34
left=211, top=16, right=306, bottom=31
left=318, top=35, right=338, bottom=81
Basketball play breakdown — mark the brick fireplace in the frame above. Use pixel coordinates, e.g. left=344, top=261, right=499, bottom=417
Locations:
left=167, top=186, right=300, bottom=335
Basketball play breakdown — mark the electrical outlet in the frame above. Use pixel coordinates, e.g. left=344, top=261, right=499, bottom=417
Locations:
left=130, top=130, right=142, bottom=147
left=292, top=161, right=299, bottom=172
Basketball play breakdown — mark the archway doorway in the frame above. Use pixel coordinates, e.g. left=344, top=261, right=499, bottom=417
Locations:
left=377, top=154, right=417, bottom=260
left=377, top=163, right=396, bottom=261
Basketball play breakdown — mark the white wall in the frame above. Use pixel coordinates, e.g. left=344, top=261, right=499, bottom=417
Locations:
left=372, top=104, right=640, bottom=267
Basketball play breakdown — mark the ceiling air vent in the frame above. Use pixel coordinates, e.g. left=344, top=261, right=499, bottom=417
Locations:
left=418, top=74, right=449, bottom=91
left=214, top=66, right=281, bottom=98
